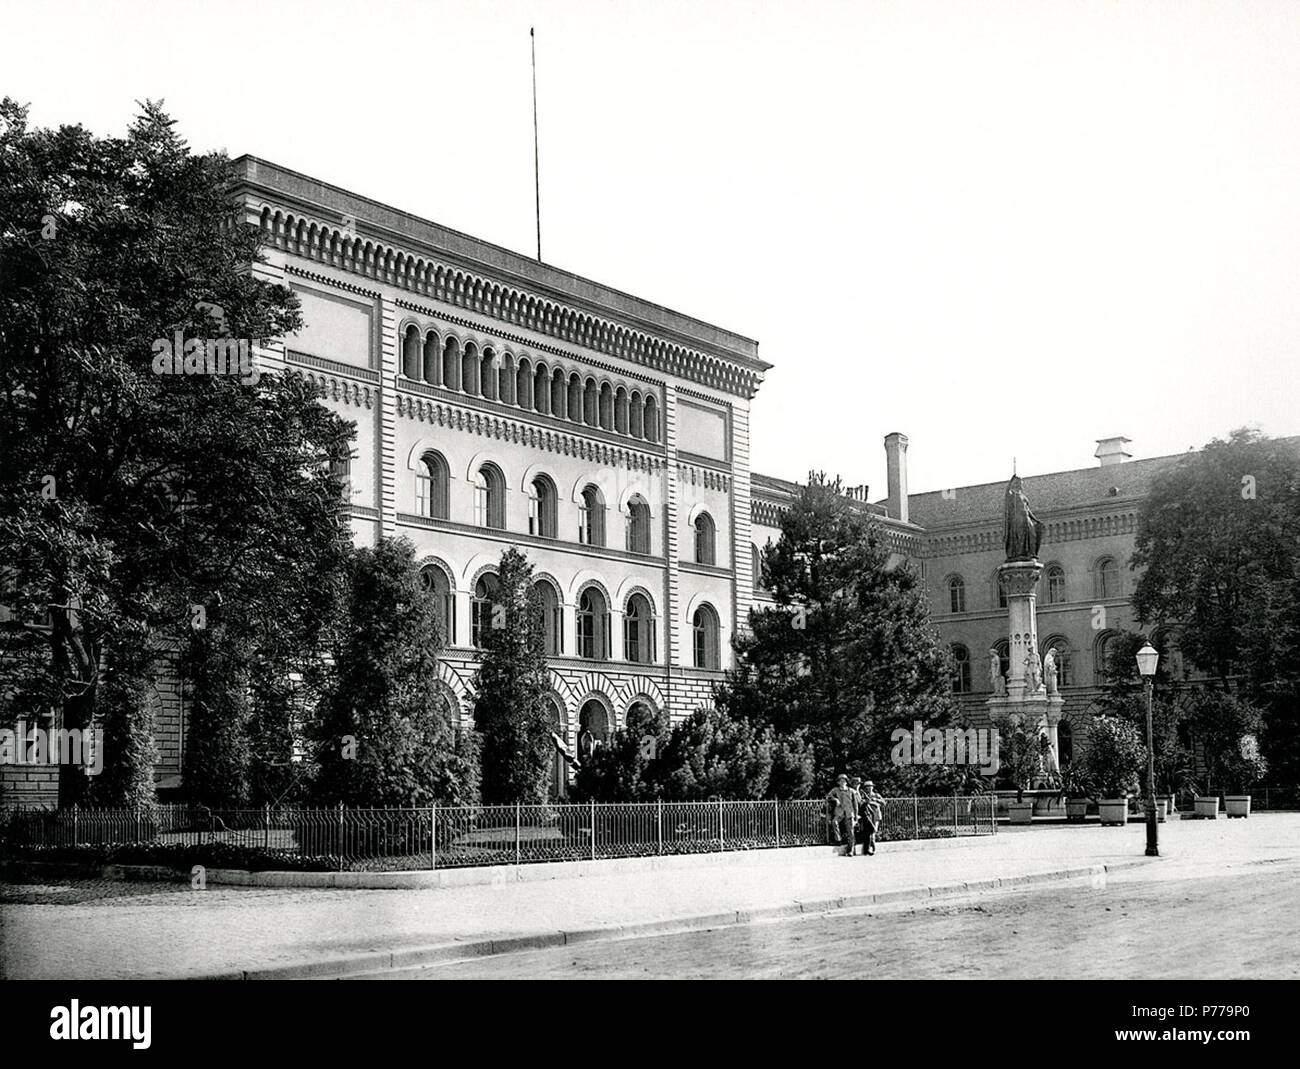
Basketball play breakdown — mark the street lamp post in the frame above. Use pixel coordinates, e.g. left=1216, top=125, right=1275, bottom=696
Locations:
left=1135, top=641, right=1160, bottom=857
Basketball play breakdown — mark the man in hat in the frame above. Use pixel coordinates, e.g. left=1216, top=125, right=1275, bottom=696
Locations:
left=860, top=779, right=885, bottom=855
left=826, top=774, right=859, bottom=857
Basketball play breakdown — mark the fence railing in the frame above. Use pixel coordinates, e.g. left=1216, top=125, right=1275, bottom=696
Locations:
left=0, top=795, right=997, bottom=872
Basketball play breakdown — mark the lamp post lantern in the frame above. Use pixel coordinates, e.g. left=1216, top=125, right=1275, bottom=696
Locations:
left=1135, top=641, right=1160, bottom=857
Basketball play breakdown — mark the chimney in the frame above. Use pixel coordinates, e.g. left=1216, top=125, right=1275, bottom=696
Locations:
left=1095, top=436, right=1132, bottom=468
left=884, top=432, right=909, bottom=523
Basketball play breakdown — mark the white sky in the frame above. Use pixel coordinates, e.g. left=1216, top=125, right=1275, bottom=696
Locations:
left=5, top=0, right=1298, bottom=495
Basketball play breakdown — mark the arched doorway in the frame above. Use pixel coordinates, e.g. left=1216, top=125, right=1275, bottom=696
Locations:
left=545, top=696, right=568, bottom=801
left=578, top=698, right=610, bottom=762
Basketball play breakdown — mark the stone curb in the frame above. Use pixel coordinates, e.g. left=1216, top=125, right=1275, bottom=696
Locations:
left=190, top=858, right=1152, bottom=980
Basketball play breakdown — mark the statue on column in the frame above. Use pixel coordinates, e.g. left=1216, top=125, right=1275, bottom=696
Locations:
left=1043, top=648, right=1058, bottom=695
left=1003, top=474, right=1046, bottom=561
left=989, top=648, right=1006, bottom=696
left=1024, top=647, right=1042, bottom=692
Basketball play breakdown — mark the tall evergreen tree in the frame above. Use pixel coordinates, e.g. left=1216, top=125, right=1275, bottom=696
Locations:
left=0, top=99, right=353, bottom=805
left=714, top=472, right=956, bottom=789
left=472, top=548, right=553, bottom=804
left=312, top=537, right=474, bottom=807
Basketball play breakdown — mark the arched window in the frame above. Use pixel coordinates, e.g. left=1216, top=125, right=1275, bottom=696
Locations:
left=442, top=336, right=461, bottom=391
left=528, top=474, right=557, bottom=538
left=579, top=699, right=610, bottom=749
left=1042, top=636, right=1074, bottom=688
left=401, top=325, right=421, bottom=379
left=623, top=593, right=655, bottom=663
left=948, top=575, right=966, bottom=614
left=579, top=484, right=606, bottom=547
left=1047, top=565, right=1066, bottom=605
left=694, top=512, right=716, bottom=566
left=1095, top=631, right=1117, bottom=683
left=534, top=364, right=550, bottom=415
left=629, top=391, right=644, bottom=438
left=473, top=463, right=505, bottom=529
left=479, top=347, right=497, bottom=400
left=643, top=394, right=660, bottom=443
left=1095, top=557, right=1120, bottom=599
left=420, top=564, right=455, bottom=644
left=599, top=382, right=613, bottom=430
left=497, top=352, right=514, bottom=404
left=577, top=587, right=610, bottom=660
left=626, top=495, right=651, bottom=555
left=471, top=572, right=500, bottom=648
left=568, top=373, right=583, bottom=422
left=532, top=580, right=562, bottom=656
left=752, top=544, right=764, bottom=590
left=544, top=367, right=560, bottom=417
left=996, top=572, right=1009, bottom=609
left=951, top=643, right=971, bottom=693
left=423, top=331, right=441, bottom=385
left=461, top=342, right=480, bottom=396
left=516, top=359, right=533, bottom=409
left=415, top=451, right=449, bottom=520
left=692, top=603, right=720, bottom=669
left=545, top=696, right=567, bottom=800
left=614, top=387, right=629, bottom=434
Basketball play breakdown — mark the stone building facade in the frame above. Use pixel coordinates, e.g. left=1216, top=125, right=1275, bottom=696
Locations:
left=0, top=156, right=1247, bottom=806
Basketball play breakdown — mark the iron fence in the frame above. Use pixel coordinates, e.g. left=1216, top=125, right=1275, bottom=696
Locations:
left=0, top=794, right=997, bottom=872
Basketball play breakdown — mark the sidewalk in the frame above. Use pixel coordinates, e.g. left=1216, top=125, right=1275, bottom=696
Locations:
left=4, top=815, right=1298, bottom=979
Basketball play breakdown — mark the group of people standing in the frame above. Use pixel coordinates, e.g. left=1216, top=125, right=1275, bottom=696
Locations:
left=826, top=774, right=885, bottom=857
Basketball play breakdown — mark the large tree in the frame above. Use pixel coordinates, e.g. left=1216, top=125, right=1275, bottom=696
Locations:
left=1131, top=428, right=1300, bottom=787
left=312, top=537, right=476, bottom=807
left=471, top=548, right=553, bottom=804
left=714, top=472, right=956, bottom=789
left=0, top=99, right=353, bottom=805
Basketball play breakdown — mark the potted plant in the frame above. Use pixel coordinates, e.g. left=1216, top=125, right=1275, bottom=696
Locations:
left=1184, top=691, right=1268, bottom=821
left=1059, top=763, right=1093, bottom=822
left=992, top=713, right=1050, bottom=825
left=1221, top=735, right=1268, bottom=818
left=1077, top=716, right=1144, bottom=827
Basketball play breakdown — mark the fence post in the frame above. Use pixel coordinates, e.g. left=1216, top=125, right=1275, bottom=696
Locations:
left=431, top=804, right=437, bottom=870
left=590, top=799, right=596, bottom=861
left=515, top=802, right=521, bottom=866
left=337, top=801, right=344, bottom=872
left=718, top=797, right=724, bottom=852
left=774, top=798, right=780, bottom=849
left=72, top=803, right=78, bottom=846
left=954, top=793, right=959, bottom=836
left=264, top=802, right=270, bottom=850
left=657, top=799, right=663, bottom=856
left=134, top=805, right=140, bottom=843
left=912, top=796, right=919, bottom=839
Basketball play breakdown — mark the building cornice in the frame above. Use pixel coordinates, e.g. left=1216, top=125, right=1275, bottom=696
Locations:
left=231, top=157, right=769, bottom=399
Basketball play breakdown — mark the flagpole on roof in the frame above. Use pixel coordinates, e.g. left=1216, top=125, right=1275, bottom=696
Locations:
left=531, top=27, right=542, bottom=263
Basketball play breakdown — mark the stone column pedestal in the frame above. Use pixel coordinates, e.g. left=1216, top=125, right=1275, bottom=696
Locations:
left=999, top=560, right=1043, bottom=702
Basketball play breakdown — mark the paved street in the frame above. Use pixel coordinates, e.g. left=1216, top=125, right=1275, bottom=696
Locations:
left=3, top=815, right=1298, bottom=979
left=372, top=858, right=1300, bottom=979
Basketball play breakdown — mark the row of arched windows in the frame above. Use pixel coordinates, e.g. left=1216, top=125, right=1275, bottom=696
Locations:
left=945, top=558, right=1121, bottom=614
left=414, top=450, right=719, bottom=562
left=421, top=564, right=720, bottom=668
left=399, top=326, right=661, bottom=443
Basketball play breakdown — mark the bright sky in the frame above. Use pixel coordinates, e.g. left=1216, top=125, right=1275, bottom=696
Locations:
left=5, top=0, right=1298, bottom=495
